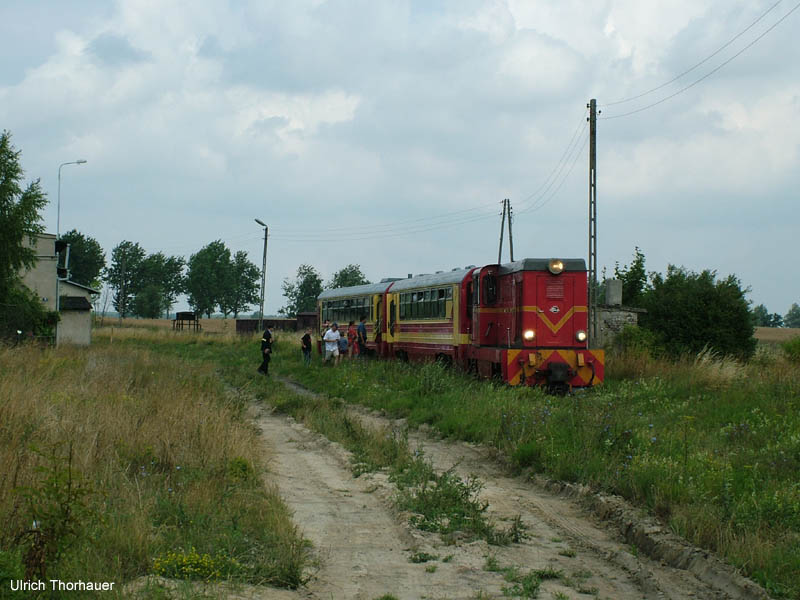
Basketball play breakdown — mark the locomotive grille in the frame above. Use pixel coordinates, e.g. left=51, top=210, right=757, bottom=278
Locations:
left=546, top=283, right=564, bottom=299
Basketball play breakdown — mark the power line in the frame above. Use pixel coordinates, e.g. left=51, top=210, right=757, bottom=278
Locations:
left=517, top=134, right=588, bottom=215
left=603, top=0, right=784, bottom=107
left=602, top=0, right=800, bottom=120
left=515, top=111, right=587, bottom=212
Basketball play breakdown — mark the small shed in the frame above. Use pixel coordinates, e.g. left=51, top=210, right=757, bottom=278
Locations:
left=58, top=280, right=99, bottom=345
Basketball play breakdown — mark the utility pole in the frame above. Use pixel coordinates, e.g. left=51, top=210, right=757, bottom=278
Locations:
left=255, top=219, right=268, bottom=332
left=497, top=199, right=507, bottom=265
left=587, top=99, right=598, bottom=346
left=506, top=199, right=514, bottom=262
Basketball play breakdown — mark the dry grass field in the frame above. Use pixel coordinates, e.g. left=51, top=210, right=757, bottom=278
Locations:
left=96, top=317, right=237, bottom=334
left=754, top=326, right=800, bottom=343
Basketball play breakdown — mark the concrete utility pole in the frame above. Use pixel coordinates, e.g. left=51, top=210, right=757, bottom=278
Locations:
left=587, top=99, right=598, bottom=346
left=255, top=219, right=268, bottom=332
left=506, top=199, right=514, bottom=262
left=497, top=199, right=507, bottom=265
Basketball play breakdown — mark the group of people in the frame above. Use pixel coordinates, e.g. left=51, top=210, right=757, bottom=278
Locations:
left=319, top=316, right=367, bottom=367
left=257, top=315, right=368, bottom=375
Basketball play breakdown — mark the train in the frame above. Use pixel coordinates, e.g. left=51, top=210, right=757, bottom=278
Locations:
left=317, top=258, right=604, bottom=393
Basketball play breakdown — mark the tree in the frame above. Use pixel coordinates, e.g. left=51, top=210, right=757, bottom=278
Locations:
left=0, top=131, right=54, bottom=337
left=220, top=251, right=260, bottom=318
left=186, top=240, right=231, bottom=318
left=753, top=303, right=783, bottom=328
left=0, top=131, right=48, bottom=298
left=786, top=303, right=800, bottom=329
left=753, top=304, right=770, bottom=326
left=614, top=247, right=646, bottom=307
left=327, top=264, right=370, bottom=289
left=58, top=229, right=105, bottom=287
left=132, top=284, right=163, bottom=319
left=135, top=252, right=185, bottom=318
left=105, top=241, right=146, bottom=318
left=280, top=264, right=323, bottom=317
left=639, top=266, right=756, bottom=359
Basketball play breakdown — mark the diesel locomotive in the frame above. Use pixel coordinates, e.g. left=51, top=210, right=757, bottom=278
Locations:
left=317, top=258, right=604, bottom=392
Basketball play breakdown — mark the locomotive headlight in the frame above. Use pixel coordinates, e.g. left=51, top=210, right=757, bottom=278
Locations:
left=523, top=329, right=535, bottom=341
left=548, top=259, right=564, bottom=275
left=576, top=330, right=587, bottom=342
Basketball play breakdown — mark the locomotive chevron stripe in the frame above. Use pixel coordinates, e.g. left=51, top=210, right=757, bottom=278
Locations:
left=522, top=306, right=587, bottom=334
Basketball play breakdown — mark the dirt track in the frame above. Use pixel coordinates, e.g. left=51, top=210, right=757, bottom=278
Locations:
left=253, top=380, right=769, bottom=600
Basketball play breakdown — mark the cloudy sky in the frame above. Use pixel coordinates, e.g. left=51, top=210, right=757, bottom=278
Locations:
left=2, top=0, right=798, bottom=316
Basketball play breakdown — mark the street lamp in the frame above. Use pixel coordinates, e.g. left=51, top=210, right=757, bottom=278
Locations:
left=255, top=219, right=268, bottom=332
left=55, top=159, right=87, bottom=345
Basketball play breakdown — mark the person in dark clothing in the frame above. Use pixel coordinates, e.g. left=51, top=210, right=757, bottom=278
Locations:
left=301, top=328, right=312, bottom=366
left=357, top=314, right=368, bottom=358
left=258, top=327, right=272, bottom=375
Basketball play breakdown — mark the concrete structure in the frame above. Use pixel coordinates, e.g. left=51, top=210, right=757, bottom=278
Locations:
left=20, top=233, right=58, bottom=310
left=20, top=233, right=99, bottom=345
left=596, top=279, right=646, bottom=347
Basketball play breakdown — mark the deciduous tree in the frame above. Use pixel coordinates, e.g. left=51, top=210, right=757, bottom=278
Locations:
left=186, top=240, right=231, bottom=318
left=327, top=264, right=370, bottom=290
left=785, top=303, right=800, bottom=329
left=58, top=229, right=105, bottom=288
left=280, top=264, right=323, bottom=317
left=105, top=241, right=146, bottom=318
left=0, top=131, right=55, bottom=336
left=220, top=251, right=260, bottom=318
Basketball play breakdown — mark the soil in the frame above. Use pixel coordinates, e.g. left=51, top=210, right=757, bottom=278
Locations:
left=249, top=379, right=770, bottom=600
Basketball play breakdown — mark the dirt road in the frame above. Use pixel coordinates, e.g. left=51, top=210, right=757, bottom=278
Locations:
left=254, top=381, right=769, bottom=600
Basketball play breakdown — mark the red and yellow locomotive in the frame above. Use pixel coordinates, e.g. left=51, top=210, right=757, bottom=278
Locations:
left=317, top=258, right=604, bottom=392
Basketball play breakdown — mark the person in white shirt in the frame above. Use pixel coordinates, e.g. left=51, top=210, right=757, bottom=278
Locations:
left=323, top=322, right=341, bottom=366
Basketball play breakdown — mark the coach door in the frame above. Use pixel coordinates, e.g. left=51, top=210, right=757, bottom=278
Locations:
left=471, top=266, right=500, bottom=346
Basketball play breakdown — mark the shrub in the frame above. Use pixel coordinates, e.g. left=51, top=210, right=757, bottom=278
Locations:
left=639, top=266, right=756, bottom=359
left=782, top=337, right=800, bottom=363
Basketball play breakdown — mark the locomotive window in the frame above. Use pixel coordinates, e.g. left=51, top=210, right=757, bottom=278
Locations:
left=484, top=274, right=498, bottom=305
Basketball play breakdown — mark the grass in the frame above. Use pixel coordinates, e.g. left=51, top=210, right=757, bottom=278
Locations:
left=272, top=331, right=800, bottom=598
left=0, top=338, right=308, bottom=599
left=89, top=326, right=800, bottom=598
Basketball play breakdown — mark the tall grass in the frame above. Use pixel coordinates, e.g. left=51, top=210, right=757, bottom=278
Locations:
left=0, top=340, right=307, bottom=598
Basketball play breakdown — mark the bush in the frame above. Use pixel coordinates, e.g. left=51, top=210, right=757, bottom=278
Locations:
left=0, top=283, right=58, bottom=340
left=782, top=337, right=800, bottom=363
left=639, top=266, right=756, bottom=359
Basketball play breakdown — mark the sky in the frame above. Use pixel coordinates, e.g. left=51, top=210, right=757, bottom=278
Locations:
left=2, top=0, right=798, bottom=317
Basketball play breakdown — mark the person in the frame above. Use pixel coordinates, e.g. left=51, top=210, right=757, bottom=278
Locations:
left=323, top=322, right=341, bottom=366
left=257, top=326, right=272, bottom=375
left=357, top=314, right=368, bottom=358
left=347, top=320, right=358, bottom=359
left=338, top=329, right=349, bottom=357
left=301, top=327, right=312, bottom=366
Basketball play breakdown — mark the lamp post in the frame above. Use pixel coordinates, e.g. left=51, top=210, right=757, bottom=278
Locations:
left=255, top=219, right=268, bottom=332
left=55, top=159, right=87, bottom=345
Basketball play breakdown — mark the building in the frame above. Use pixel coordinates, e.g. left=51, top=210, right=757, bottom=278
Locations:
left=20, top=233, right=100, bottom=345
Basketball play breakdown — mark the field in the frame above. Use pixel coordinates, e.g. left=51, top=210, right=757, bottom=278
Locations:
left=755, top=326, right=800, bottom=343
left=3, top=323, right=799, bottom=598
left=95, top=317, right=238, bottom=334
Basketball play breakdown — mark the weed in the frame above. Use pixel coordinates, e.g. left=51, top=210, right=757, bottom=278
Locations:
left=425, top=564, right=437, bottom=573
left=442, top=554, right=454, bottom=563
left=484, top=555, right=501, bottom=572
left=409, top=551, right=438, bottom=563
left=558, top=549, right=576, bottom=558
